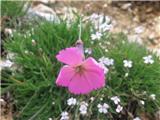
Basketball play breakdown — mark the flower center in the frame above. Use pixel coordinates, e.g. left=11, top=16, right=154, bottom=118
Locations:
left=75, top=65, right=85, bottom=74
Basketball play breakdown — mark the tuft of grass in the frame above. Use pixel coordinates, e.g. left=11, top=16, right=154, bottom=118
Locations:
left=2, top=19, right=160, bottom=120
left=1, top=1, right=27, bottom=17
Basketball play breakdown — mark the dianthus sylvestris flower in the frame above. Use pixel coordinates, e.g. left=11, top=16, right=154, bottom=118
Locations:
left=56, top=40, right=105, bottom=94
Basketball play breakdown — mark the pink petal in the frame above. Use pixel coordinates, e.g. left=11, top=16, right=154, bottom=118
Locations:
left=83, top=57, right=105, bottom=75
left=68, top=73, right=93, bottom=94
left=56, top=47, right=84, bottom=65
left=56, top=65, right=75, bottom=87
left=83, top=57, right=105, bottom=89
left=68, top=57, right=105, bottom=94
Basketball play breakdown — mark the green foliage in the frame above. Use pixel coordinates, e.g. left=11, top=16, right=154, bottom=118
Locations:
left=2, top=19, right=160, bottom=120
left=1, top=1, right=27, bottom=17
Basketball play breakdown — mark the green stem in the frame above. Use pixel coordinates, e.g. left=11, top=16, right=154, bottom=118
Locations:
left=78, top=16, right=82, bottom=40
left=28, top=101, right=48, bottom=120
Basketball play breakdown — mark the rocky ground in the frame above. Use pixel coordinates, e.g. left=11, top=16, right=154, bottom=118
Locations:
left=30, top=1, right=160, bottom=56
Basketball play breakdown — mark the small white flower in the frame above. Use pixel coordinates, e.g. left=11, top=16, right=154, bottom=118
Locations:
left=24, top=50, right=29, bottom=54
left=133, top=117, right=141, bottom=120
left=79, top=105, right=87, bottom=115
left=123, top=60, right=133, bottom=68
left=116, top=105, right=123, bottom=113
left=143, top=55, right=154, bottom=64
left=108, top=58, right=114, bottom=66
left=100, top=98, right=103, bottom=101
left=52, top=102, right=55, bottom=105
left=48, top=118, right=52, bottom=120
left=97, top=103, right=109, bottom=114
left=0, top=60, right=13, bottom=68
left=125, top=73, right=129, bottom=77
left=140, top=100, right=145, bottom=105
left=105, top=49, right=108, bottom=52
left=99, top=57, right=114, bottom=66
left=4, top=28, right=13, bottom=37
left=150, top=94, right=156, bottom=100
left=67, top=97, right=77, bottom=106
left=91, top=32, right=102, bottom=40
left=79, top=101, right=88, bottom=115
left=60, top=111, right=69, bottom=120
left=85, top=48, right=92, bottom=55
left=61, top=111, right=68, bottom=116
left=111, top=96, right=120, bottom=105
left=32, top=39, right=36, bottom=46
left=90, top=97, right=95, bottom=101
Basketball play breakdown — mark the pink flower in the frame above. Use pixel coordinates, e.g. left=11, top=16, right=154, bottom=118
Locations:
left=56, top=42, right=105, bottom=94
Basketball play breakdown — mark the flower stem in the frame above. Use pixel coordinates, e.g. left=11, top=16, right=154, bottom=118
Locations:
left=78, top=16, right=82, bottom=40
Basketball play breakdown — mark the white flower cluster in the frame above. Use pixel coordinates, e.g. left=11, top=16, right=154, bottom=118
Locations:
left=91, top=32, right=102, bottom=41
left=99, top=57, right=114, bottom=66
left=60, top=111, right=69, bottom=120
left=98, top=57, right=114, bottom=74
left=89, top=13, right=112, bottom=32
left=111, top=96, right=123, bottom=113
left=90, top=13, right=113, bottom=41
left=79, top=101, right=88, bottom=115
left=140, top=100, right=145, bottom=105
left=67, top=97, right=77, bottom=106
left=99, top=22, right=113, bottom=32
left=122, top=55, right=154, bottom=69
left=97, top=103, right=109, bottom=114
